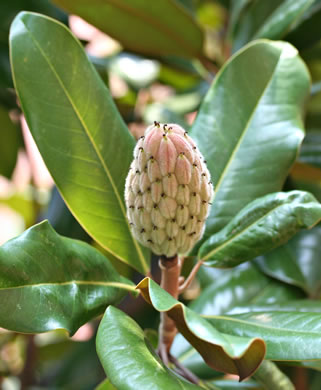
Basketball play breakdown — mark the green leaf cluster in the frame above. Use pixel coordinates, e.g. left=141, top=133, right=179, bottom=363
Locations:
left=1, top=1, right=321, bottom=388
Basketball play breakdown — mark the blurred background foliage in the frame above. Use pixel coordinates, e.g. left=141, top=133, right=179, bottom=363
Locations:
left=2, top=0, right=321, bottom=389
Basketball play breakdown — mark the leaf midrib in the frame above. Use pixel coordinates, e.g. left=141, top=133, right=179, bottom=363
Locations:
left=212, top=45, right=283, bottom=205
left=201, top=201, right=284, bottom=261
left=204, top=314, right=321, bottom=335
left=178, top=309, right=256, bottom=370
left=0, top=280, right=136, bottom=292
left=102, top=0, right=200, bottom=53
left=57, top=0, right=201, bottom=56
left=19, top=18, right=148, bottom=273
left=147, top=284, right=256, bottom=362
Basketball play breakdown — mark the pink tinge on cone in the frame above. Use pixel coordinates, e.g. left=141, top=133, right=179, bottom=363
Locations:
left=125, top=122, right=214, bottom=258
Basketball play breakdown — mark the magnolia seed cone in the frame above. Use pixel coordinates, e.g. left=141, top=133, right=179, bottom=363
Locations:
left=125, top=122, right=214, bottom=258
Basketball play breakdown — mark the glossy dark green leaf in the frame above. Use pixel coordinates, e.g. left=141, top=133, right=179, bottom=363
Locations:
left=251, top=0, right=314, bottom=40
left=172, top=263, right=302, bottom=379
left=206, top=308, right=321, bottom=360
left=231, top=0, right=279, bottom=52
left=199, top=191, right=321, bottom=267
left=0, top=220, right=135, bottom=335
left=227, top=300, right=321, bottom=315
left=190, top=40, right=310, bottom=241
left=53, top=0, right=204, bottom=59
left=227, top=0, right=252, bottom=40
left=10, top=12, right=150, bottom=274
left=190, top=263, right=303, bottom=316
left=0, top=104, right=20, bottom=178
left=137, top=278, right=266, bottom=380
left=96, top=306, right=202, bottom=390
left=256, top=225, right=321, bottom=297
left=232, top=0, right=314, bottom=52
left=285, top=1, right=321, bottom=50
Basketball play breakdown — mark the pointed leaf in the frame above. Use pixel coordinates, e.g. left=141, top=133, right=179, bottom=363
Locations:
left=172, top=263, right=302, bottom=378
left=137, top=278, right=266, bottom=381
left=286, top=2, right=321, bottom=50
left=53, top=0, right=204, bottom=59
left=190, top=40, right=310, bottom=240
left=256, top=225, right=321, bottom=296
left=0, top=221, right=135, bottom=335
left=227, top=0, right=252, bottom=40
left=199, top=191, right=321, bottom=267
left=9, top=12, right=149, bottom=274
left=96, top=306, right=202, bottom=390
left=232, top=0, right=314, bottom=52
left=252, top=0, right=314, bottom=41
left=206, top=309, right=321, bottom=361
left=231, top=0, right=281, bottom=52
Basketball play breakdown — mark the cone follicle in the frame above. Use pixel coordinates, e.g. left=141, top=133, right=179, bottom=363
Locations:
left=125, top=122, right=214, bottom=258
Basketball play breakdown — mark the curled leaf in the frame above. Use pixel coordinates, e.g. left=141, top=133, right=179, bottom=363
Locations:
left=137, top=278, right=266, bottom=380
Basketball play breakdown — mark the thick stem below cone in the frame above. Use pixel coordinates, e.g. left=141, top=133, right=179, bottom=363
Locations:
left=158, top=255, right=181, bottom=362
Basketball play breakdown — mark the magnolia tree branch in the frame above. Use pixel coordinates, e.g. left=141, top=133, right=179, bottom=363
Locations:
left=157, top=256, right=204, bottom=376
left=157, top=255, right=202, bottom=385
left=158, top=256, right=205, bottom=362
left=158, top=255, right=181, bottom=364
